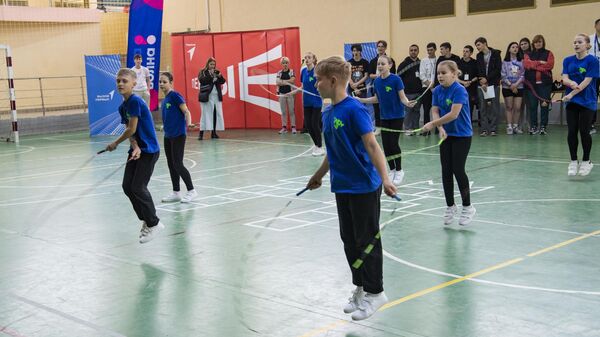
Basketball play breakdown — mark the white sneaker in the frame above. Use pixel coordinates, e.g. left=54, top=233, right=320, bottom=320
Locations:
left=312, top=146, right=325, bottom=156
left=392, top=169, right=404, bottom=185
left=387, top=171, right=396, bottom=183
left=514, top=125, right=523, bottom=134
left=161, top=191, right=181, bottom=203
left=458, top=205, right=476, bottom=226
left=343, top=286, right=364, bottom=314
left=443, top=205, right=457, bottom=225
left=578, top=161, right=593, bottom=176
left=506, top=126, right=513, bottom=135
left=139, top=221, right=165, bottom=244
left=139, top=221, right=147, bottom=238
left=568, top=161, right=579, bottom=176
left=278, top=127, right=287, bottom=134
left=180, top=189, right=198, bottom=203
left=351, top=291, right=388, bottom=321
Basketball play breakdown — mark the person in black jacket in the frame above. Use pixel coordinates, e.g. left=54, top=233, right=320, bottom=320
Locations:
left=198, top=57, right=226, bottom=140
left=475, top=37, right=502, bottom=136
left=434, top=42, right=461, bottom=87
left=458, top=45, right=479, bottom=124
left=398, top=44, right=422, bottom=131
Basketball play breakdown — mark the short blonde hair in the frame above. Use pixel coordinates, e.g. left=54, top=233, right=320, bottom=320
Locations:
left=315, top=55, right=350, bottom=81
left=280, top=56, right=290, bottom=64
left=437, top=60, right=462, bottom=76
left=117, top=68, right=137, bottom=79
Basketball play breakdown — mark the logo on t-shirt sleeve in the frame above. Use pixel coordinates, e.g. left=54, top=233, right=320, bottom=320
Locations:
left=445, top=98, right=453, bottom=107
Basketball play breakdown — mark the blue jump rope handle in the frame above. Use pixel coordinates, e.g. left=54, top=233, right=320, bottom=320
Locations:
left=296, top=187, right=309, bottom=196
left=392, top=195, right=401, bottom=201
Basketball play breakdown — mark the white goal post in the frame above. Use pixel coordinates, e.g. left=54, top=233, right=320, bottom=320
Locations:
left=0, top=44, right=18, bottom=144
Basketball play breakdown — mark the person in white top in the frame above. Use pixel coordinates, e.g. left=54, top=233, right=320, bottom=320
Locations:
left=131, top=54, right=151, bottom=107
left=418, top=42, right=437, bottom=135
left=589, top=18, right=600, bottom=134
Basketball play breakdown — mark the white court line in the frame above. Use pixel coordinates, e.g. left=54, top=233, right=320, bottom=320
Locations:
left=41, top=137, right=106, bottom=145
left=0, top=163, right=121, bottom=183
left=10, top=294, right=127, bottom=337
left=379, top=200, right=600, bottom=296
left=0, top=192, right=113, bottom=207
left=232, top=166, right=266, bottom=174
left=0, top=146, right=35, bottom=157
left=219, top=138, right=309, bottom=147
left=415, top=152, right=568, bottom=164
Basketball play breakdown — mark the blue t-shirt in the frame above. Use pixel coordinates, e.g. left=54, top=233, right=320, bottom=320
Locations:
left=161, top=90, right=187, bottom=138
left=301, top=67, right=322, bottom=108
left=373, top=74, right=405, bottom=120
left=562, top=54, right=599, bottom=112
left=119, top=94, right=160, bottom=154
left=432, top=82, right=473, bottom=137
left=322, top=96, right=382, bottom=194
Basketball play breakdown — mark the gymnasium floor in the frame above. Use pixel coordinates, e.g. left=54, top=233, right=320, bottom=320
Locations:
left=0, top=127, right=599, bottom=337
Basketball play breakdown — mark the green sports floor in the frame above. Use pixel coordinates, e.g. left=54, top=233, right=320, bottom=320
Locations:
left=0, top=127, right=599, bottom=337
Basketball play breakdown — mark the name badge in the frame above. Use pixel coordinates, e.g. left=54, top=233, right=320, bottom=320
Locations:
left=464, top=74, right=469, bottom=81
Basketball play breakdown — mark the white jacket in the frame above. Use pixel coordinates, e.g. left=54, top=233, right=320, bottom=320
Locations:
left=419, top=57, right=437, bottom=88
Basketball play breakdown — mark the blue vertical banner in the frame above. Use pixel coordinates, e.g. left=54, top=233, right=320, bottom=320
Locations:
left=127, top=0, right=164, bottom=111
left=85, top=54, right=125, bottom=136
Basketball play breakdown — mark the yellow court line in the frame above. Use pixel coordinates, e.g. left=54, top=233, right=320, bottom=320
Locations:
left=298, top=320, right=348, bottom=337
left=298, top=228, right=600, bottom=337
left=527, top=229, right=600, bottom=257
left=380, top=257, right=523, bottom=310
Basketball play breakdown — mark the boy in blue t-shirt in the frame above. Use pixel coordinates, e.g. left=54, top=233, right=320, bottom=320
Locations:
left=562, top=33, right=600, bottom=177
left=422, top=60, right=476, bottom=226
left=306, top=56, right=397, bottom=321
left=105, top=68, right=164, bottom=244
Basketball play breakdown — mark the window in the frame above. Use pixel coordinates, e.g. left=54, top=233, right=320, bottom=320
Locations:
left=0, top=0, right=28, bottom=5
left=468, top=0, right=535, bottom=14
left=400, top=0, right=454, bottom=20
left=551, top=0, right=600, bottom=5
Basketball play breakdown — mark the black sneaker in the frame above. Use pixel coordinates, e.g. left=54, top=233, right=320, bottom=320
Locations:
left=529, top=127, right=538, bottom=135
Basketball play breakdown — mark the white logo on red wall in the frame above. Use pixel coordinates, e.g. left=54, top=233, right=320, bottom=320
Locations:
left=189, top=44, right=283, bottom=114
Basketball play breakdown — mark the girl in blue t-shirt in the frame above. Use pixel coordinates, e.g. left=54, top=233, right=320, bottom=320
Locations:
left=159, top=72, right=198, bottom=203
left=422, top=60, right=476, bottom=226
left=562, top=34, right=600, bottom=177
left=293, top=52, right=324, bottom=156
left=358, top=55, right=416, bottom=186
left=105, top=68, right=164, bottom=244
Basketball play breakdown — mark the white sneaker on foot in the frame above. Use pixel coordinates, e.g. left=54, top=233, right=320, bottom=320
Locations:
left=343, top=286, right=364, bottom=314
left=568, top=160, right=579, bottom=176
left=181, top=189, right=198, bottom=203
left=278, top=127, right=287, bottom=134
left=139, top=221, right=165, bottom=244
left=506, top=126, right=513, bottom=135
left=139, top=221, right=147, bottom=238
left=312, top=146, right=325, bottom=156
left=161, top=191, right=181, bottom=203
left=444, top=205, right=457, bottom=225
left=392, top=169, right=404, bottom=185
left=387, top=171, right=396, bottom=183
left=351, top=291, right=388, bottom=321
left=458, top=205, right=476, bottom=226
left=578, top=161, right=593, bottom=176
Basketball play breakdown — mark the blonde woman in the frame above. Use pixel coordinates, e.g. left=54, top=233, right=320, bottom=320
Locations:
left=198, top=57, right=226, bottom=140
left=276, top=56, right=297, bottom=134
